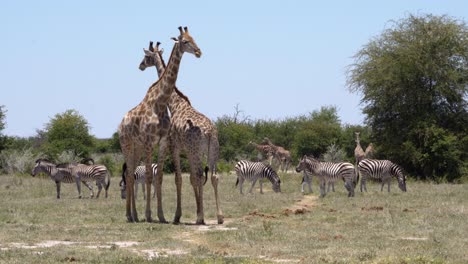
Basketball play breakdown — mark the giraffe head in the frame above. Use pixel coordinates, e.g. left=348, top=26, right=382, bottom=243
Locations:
left=139, top=41, right=164, bottom=71
left=355, top=132, right=361, bottom=144
left=173, top=26, right=202, bottom=58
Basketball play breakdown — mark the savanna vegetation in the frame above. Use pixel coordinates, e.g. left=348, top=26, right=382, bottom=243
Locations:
left=0, top=12, right=467, bottom=263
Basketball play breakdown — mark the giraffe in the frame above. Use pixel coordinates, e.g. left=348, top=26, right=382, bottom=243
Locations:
left=248, top=141, right=275, bottom=165
left=118, top=27, right=201, bottom=223
left=365, top=143, right=375, bottom=158
left=354, top=132, right=366, bottom=168
left=139, top=40, right=223, bottom=225
left=263, top=137, right=292, bottom=172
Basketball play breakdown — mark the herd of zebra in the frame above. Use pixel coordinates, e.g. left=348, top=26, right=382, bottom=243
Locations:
left=31, top=153, right=406, bottom=200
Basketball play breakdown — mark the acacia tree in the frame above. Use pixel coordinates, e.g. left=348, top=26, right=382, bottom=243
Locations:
left=41, top=109, right=95, bottom=160
left=347, top=14, right=468, bottom=181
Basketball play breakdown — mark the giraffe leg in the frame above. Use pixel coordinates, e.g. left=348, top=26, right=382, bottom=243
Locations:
left=144, top=152, right=153, bottom=222
left=172, top=144, right=183, bottom=224
left=211, top=171, right=224, bottom=224
left=127, top=151, right=140, bottom=222
left=155, top=140, right=168, bottom=223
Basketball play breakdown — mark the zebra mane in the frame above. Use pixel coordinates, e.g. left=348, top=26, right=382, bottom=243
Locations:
left=35, top=158, right=54, bottom=164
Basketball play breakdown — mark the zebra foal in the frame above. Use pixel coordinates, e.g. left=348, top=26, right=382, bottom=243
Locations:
left=358, top=159, right=407, bottom=192
left=119, top=163, right=158, bottom=200
left=235, top=160, right=281, bottom=194
left=31, top=159, right=94, bottom=199
left=295, top=155, right=357, bottom=198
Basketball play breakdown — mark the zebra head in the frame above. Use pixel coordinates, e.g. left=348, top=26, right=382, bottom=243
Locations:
left=295, top=155, right=308, bottom=173
left=272, top=178, right=281, bottom=193
left=31, top=159, right=54, bottom=177
left=296, top=155, right=318, bottom=174
left=394, top=166, right=407, bottom=192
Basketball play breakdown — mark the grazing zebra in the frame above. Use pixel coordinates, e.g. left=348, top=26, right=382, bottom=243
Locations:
left=358, top=159, right=407, bottom=192
left=31, top=159, right=94, bottom=199
left=295, top=155, right=357, bottom=198
left=235, top=160, right=281, bottom=194
left=119, top=163, right=158, bottom=200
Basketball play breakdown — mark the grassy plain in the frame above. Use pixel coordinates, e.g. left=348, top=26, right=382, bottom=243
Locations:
left=0, top=172, right=467, bottom=263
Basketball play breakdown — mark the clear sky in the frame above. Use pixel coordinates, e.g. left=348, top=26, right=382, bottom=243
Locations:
left=1, top=1, right=467, bottom=138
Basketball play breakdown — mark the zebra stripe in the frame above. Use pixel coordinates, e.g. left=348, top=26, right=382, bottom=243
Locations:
left=119, top=163, right=158, bottom=200
left=235, top=160, right=281, bottom=194
left=301, top=170, right=335, bottom=194
left=358, top=159, right=407, bottom=192
left=295, top=156, right=357, bottom=197
left=68, top=163, right=111, bottom=198
left=31, top=159, right=94, bottom=199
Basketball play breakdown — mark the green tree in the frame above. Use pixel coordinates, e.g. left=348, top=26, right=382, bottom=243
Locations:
left=292, top=106, right=342, bottom=159
left=347, top=14, right=468, bottom=181
left=41, top=109, right=95, bottom=160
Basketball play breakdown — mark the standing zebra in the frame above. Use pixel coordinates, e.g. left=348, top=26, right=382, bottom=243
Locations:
left=295, top=155, right=357, bottom=198
left=300, top=170, right=336, bottom=194
left=31, top=159, right=94, bottom=199
left=235, top=160, right=281, bottom=194
left=119, top=163, right=158, bottom=200
left=358, top=159, right=407, bottom=192
left=67, top=163, right=111, bottom=198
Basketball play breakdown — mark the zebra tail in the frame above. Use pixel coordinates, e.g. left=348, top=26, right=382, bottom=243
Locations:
left=105, top=171, right=111, bottom=191
left=235, top=177, right=239, bottom=187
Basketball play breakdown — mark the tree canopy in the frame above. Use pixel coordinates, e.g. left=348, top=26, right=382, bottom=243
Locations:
left=41, top=109, right=95, bottom=160
left=347, top=14, right=468, bottom=181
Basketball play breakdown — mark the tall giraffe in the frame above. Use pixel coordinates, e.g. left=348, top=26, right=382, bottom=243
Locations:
left=118, top=27, right=201, bottom=223
left=248, top=141, right=275, bottom=165
left=354, top=132, right=365, bottom=168
left=139, top=40, right=223, bottom=225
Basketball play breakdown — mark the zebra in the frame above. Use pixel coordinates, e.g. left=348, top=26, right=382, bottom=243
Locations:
left=65, top=162, right=111, bottom=198
left=119, top=163, right=158, bottom=200
left=235, top=160, right=281, bottom=194
left=301, top=170, right=336, bottom=194
left=31, top=159, right=95, bottom=199
left=358, top=159, right=407, bottom=192
left=295, top=155, right=357, bottom=198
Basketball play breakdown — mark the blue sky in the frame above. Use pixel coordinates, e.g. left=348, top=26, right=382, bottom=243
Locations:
left=1, top=1, right=467, bottom=138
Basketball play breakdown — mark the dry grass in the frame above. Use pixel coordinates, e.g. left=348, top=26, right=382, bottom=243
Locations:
left=0, top=172, right=467, bottom=263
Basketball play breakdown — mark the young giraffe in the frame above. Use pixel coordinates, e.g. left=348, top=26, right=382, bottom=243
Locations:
left=248, top=141, right=275, bottom=165
left=139, top=41, right=223, bottom=225
left=119, top=27, right=201, bottom=223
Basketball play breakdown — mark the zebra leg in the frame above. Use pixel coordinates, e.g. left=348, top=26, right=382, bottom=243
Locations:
left=259, top=179, right=264, bottom=194
left=249, top=179, right=258, bottom=194
left=96, top=180, right=103, bottom=198
left=75, top=177, right=82, bottom=199
left=55, top=181, right=61, bottom=199
left=239, top=178, right=245, bottom=195
left=82, top=181, right=94, bottom=198
left=332, top=181, right=335, bottom=192
left=387, top=179, right=391, bottom=192
left=319, top=179, right=326, bottom=198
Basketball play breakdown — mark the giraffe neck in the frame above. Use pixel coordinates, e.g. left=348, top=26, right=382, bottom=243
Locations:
left=144, top=42, right=183, bottom=109
left=154, top=50, right=166, bottom=78
left=150, top=45, right=192, bottom=116
left=160, top=42, right=183, bottom=94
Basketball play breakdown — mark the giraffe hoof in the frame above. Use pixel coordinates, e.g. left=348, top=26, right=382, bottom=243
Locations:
left=217, top=216, right=224, bottom=225
left=196, top=220, right=206, bottom=225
